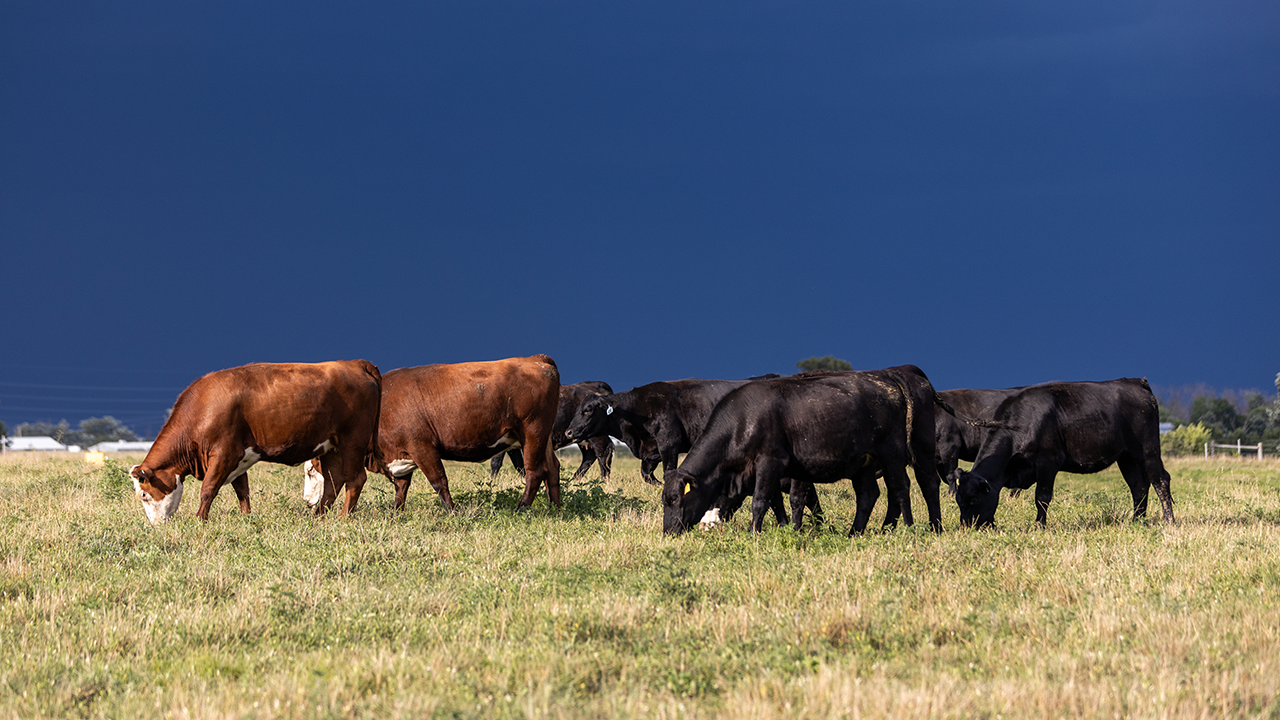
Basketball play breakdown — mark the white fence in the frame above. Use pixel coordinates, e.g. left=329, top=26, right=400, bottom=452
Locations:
left=1204, top=440, right=1264, bottom=459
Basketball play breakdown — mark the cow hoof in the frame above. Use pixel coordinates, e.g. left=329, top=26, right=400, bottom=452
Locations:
left=515, top=504, right=530, bottom=513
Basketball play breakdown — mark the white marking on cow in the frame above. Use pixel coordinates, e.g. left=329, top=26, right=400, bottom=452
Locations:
left=488, top=433, right=521, bottom=451
left=606, top=405, right=614, bottom=416
left=699, top=507, right=722, bottom=528
left=387, top=459, right=417, bottom=478
left=133, top=473, right=184, bottom=525
left=226, top=447, right=262, bottom=482
left=303, top=459, right=324, bottom=506
left=312, top=439, right=336, bottom=456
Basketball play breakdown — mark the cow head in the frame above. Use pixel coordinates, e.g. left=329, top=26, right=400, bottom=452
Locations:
left=563, top=395, right=612, bottom=443
left=662, top=468, right=715, bottom=536
left=303, top=458, right=324, bottom=507
left=955, top=469, right=999, bottom=528
left=130, top=464, right=184, bottom=524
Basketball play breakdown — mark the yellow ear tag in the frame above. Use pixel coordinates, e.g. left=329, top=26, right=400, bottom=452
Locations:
left=683, top=482, right=692, bottom=495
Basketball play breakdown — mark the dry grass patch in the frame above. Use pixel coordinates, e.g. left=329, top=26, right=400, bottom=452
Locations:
left=0, top=453, right=1278, bottom=718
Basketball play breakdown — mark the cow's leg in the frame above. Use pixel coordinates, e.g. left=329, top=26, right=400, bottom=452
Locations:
left=593, top=438, right=614, bottom=481
left=1116, top=455, right=1150, bottom=520
left=749, top=457, right=786, bottom=533
left=518, top=439, right=561, bottom=508
left=507, top=449, right=526, bottom=477
left=488, top=454, right=505, bottom=479
left=770, top=482, right=788, bottom=527
left=335, top=450, right=371, bottom=512
left=407, top=444, right=454, bottom=512
left=806, top=485, right=824, bottom=524
left=311, top=456, right=344, bottom=516
left=718, top=490, right=746, bottom=522
left=1032, top=462, right=1058, bottom=526
left=230, top=472, right=251, bottom=514
left=911, top=461, right=945, bottom=533
left=640, top=456, right=661, bottom=486
left=309, top=458, right=336, bottom=516
left=570, top=441, right=596, bottom=483
left=880, top=462, right=915, bottom=529
left=195, top=450, right=251, bottom=521
left=849, top=474, right=881, bottom=535
left=391, top=473, right=413, bottom=511
left=788, top=480, right=809, bottom=530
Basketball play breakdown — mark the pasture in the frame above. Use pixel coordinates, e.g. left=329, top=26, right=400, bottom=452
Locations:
left=1, top=452, right=1278, bottom=719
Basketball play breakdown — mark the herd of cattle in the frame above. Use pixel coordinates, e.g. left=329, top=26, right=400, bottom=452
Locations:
left=128, top=355, right=1176, bottom=534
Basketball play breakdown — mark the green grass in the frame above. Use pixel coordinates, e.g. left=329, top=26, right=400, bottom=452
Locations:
left=1, top=452, right=1279, bottom=718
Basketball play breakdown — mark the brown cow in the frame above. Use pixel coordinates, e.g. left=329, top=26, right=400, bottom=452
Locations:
left=129, top=360, right=384, bottom=524
left=365, top=354, right=562, bottom=511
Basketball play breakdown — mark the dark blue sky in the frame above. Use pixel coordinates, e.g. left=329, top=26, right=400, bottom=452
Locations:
left=3, top=1, right=1278, bottom=436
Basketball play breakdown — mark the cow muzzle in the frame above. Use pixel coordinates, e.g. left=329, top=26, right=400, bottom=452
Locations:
left=134, top=476, right=184, bottom=525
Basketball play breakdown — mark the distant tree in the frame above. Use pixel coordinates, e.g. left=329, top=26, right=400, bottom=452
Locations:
left=1190, top=396, right=1242, bottom=439
left=1158, top=403, right=1181, bottom=427
left=14, top=420, right=72, bottom=443
left=12, top=417, right=138, bottom=447
left=74, top=416, right=138, bottom=448
left=795, top=356, right=853, bottom=373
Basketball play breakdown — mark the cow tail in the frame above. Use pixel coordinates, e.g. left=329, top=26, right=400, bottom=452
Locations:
left=360, top=360, right=391, bottom=478
left=884, top=374, right=917, bottom=467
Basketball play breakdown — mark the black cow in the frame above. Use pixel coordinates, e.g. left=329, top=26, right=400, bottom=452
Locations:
left=709, top=364, right=950, bottom=531
left=934, top=387, right=1024, bottom=490
left=954, top=378, right=1175, bottom=529
left=662, top=371, right=941, bottom=536
left=562, top=375, right=778, bottom=486
left=489, top=380, right=616, bottom=483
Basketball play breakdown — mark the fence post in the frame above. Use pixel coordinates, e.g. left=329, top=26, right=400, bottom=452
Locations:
left=1259, top=442, right=1264, bottom=460
left=1204, top=442, right=1209, bottom=458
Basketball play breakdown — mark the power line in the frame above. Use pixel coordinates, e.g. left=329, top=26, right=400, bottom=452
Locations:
left=0, top=405, right=168, bottom=415
left=0, top=394, right=174, bottom=404
left=0, top=381, right=182, bottom=392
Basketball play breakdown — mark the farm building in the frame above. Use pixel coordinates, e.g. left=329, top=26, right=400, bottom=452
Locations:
left=4, top=436, right=70, bottom=451
left=88, top=440, right=154, bottom=453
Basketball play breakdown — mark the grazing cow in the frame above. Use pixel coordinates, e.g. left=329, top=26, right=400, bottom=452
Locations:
left=489, top=380, right=615, bottom=483
left=561, top=375, right=779, bottom=486
left=662, top=371, right=935, bottom=536
left=789, top=365, right=949, bottom=531
left=954, top=378, right=1175, bottom=529
left=934, top=387, right=1025, bottom=490
left=369, top=355, right=561, bottom=511
left=130, top=360, right=384, bottom=524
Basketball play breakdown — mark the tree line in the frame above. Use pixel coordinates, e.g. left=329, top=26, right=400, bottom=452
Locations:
left=5, top=416, right=139, bottom=448
left=1157, top=374, right=1280, bottom=454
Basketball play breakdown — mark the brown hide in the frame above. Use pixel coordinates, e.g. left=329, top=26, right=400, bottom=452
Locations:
left=129, top=360, right=383, bottom=523
left=373, top=354, right=561, bottom=510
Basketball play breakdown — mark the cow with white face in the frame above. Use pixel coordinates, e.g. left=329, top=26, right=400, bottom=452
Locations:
left=129, top=360, right=385, bottom=524
left=132, top=466, right=186, bottom=524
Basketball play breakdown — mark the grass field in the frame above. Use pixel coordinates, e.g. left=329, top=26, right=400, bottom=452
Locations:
left=1, top=451, right=1278, bottom=719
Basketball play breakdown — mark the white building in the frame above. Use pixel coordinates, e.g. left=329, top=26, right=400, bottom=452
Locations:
left=88, top=440, right=154, bottom=453
left=5, top=436, right=69, bottom=451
